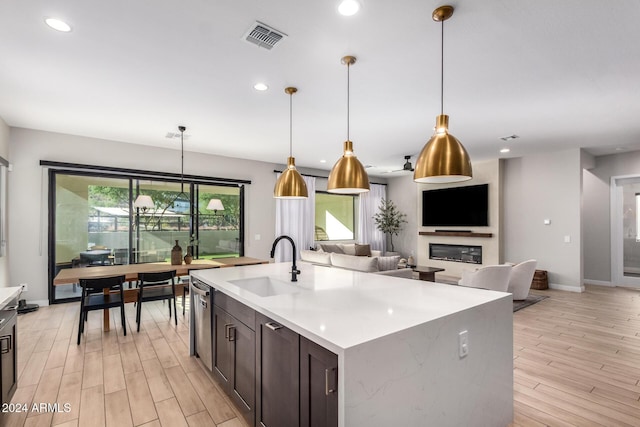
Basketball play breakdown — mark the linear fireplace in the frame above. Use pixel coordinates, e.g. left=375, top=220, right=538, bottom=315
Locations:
left=429, top=243, right=482, bottom=264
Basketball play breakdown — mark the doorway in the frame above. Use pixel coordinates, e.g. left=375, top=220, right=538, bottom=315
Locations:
left=611, top=175, right=640, bottom=288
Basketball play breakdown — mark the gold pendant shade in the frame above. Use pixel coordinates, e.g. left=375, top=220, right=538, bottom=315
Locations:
left=414, top=115, right=472, bottom=183
left=274, top=87, right=308, bottom=199
left=327, top=140, right=370, bottom=194
left=413, top=5, right=472, bottom=184
left=327, top=55, right=370, bottom=194
left=274, top=156, right=308, bottom=199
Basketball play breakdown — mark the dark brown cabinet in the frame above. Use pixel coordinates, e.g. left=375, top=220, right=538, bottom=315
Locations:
left=300, top=336, right=338, bottom=427
left=0, top=308, right=17, bottom=408
left=255, top=313, right=300, bottom=427
left=213, top=292, right=255, bottom=426
left=209, top=289, right=338, bottom=427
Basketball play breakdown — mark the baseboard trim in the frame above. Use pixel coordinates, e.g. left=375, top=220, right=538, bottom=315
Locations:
left=583, top=279, right=614, bottom=287
left=549, top=283, right=585, bottom=293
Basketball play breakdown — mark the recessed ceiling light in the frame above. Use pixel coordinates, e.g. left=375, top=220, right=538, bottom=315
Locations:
left=253, top=83, right=268, bottom=91
left=500, top=148, right=510, bottom=153
left=45, top=18, right=72, bottom=32
left=320, top=159, right=327, bottom=164
left=338, top=0, right=361, bottom=16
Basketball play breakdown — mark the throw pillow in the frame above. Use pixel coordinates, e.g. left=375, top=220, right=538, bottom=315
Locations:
left=330, top=253, right=379, bottom=272
left=320, top=244, right=344, bottom=254
left=355, top=243, right=372, bottom=257
left=300, top=250, right=332, bottom=266
left=338, top=243, right=357, bottom=256
left=378, top=255, right=401, bottom=271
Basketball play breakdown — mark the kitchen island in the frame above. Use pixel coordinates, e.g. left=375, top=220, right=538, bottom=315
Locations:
left=190, top=262, right=513, bottom=427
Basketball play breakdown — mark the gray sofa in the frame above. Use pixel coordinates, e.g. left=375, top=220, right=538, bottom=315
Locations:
left=300, top=249, right=415, bottom=279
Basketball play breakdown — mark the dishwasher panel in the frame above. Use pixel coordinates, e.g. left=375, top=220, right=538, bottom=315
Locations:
left=191, top=278, right=213, bottom=371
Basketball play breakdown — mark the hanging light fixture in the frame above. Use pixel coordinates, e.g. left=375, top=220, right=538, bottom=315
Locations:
left=414, top=5, right=472, bottom=184
left=206, top=198, right=225, bottom=214
left=133, top=194, right=154, bottom=212
left=327, top=55, right=370, bottom=194
left=274, top=87, right=308, bottom=198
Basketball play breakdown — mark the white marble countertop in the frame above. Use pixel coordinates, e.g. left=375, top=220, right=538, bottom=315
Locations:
left=192, top=262, right=510, bottom=354
left=0, top=286, right=22, bottom=310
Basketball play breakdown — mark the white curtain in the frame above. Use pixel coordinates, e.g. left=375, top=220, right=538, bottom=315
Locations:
left=358, top=183, right=386, bottom=252
left=274, top=175, right=316, bottom=262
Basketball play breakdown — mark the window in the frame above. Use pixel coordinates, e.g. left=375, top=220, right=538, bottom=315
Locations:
left=49, top=166, right=246, bottom=304
left=315, top=192, right=356, bottom=241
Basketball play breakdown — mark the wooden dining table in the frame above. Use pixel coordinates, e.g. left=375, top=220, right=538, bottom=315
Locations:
left=54, top=257, right=268, bottom=331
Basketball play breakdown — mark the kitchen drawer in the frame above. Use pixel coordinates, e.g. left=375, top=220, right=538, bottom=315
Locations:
left=214, top=290, right=255, bottom=331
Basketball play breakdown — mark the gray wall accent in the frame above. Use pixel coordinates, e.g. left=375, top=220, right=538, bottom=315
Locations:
left=503, top=149, right=583, bottom=291
left=386, top=174, right=417, bottom=259
left=8, top=127, right=278, bottom=302
left=583, top=150, right=640, bottom=283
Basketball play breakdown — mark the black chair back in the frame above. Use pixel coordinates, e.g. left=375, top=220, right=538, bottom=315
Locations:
left=138, top=270, right=176, bottom=286
left=80, top=275, right=126, bottom=295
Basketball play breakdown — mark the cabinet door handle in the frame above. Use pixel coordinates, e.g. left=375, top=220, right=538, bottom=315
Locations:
left=224, top=323, right=233, bottom=339
left=265, top=322, right=282, bottom=331
left=325, top=368, right=336, bottom=395
left=228, top=326, right=236, bottom=342
left=0, top=336, right=10, bottom=354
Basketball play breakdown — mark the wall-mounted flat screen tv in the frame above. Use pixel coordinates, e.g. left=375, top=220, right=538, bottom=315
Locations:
left=422, top=184, right=489, bottom=227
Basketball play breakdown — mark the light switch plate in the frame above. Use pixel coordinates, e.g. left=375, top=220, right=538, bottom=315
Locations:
left=459, top=330, right=469, bottom=358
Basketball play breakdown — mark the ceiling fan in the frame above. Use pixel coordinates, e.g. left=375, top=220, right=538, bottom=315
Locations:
left=385, top=155, right=414, bottom=173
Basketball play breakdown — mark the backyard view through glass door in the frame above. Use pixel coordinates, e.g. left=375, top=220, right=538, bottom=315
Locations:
left=54, top=174, right=131, bottom=301
left=51, top=172, right=243, bottom=303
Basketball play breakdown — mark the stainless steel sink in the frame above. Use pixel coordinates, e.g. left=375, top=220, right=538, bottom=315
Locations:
left=229, top=276, right=301, bottom=297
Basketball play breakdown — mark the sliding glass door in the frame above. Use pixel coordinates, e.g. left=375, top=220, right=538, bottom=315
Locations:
left=53, top=174, right=131, bottom=301
left=135, top=180, right=190, bottom=263
left=50, top=171, right=244, bottom=303
left=195, top=184, right=242, bottom=258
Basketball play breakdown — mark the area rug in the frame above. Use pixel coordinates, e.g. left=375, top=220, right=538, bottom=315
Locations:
left=513, top=295, right=548, bottom=312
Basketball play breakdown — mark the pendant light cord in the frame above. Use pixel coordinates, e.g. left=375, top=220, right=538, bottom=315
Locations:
left=180, top=127, right=185, bottom=193
left=289, top=92, right=293, bottom=157
left=347, top=61, right=350, bottom=141
left=440, top=19, right=444, bottom=115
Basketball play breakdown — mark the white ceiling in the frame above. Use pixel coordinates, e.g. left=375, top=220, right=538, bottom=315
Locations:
left=1, top=0, right=639, bottom=176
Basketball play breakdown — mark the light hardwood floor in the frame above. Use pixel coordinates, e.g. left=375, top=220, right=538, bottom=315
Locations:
left=5, top=298, right=250, bottom=427
left=5, top=285, right=640, bottom=426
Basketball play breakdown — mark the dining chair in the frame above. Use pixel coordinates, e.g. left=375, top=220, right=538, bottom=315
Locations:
left=77, top=275, right=127, bottom=345
left=136, top=270, right=177, bottom=332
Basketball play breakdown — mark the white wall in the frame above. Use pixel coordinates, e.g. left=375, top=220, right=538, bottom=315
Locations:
left=387, top=159, right=503, bottom=278
left=503, top=149, right=583, bottom=291
left=0, top=117, right=9, bottom=288
left=583, top=150, right=640, bottom=284
left=8, top=128, right=279, bottom=303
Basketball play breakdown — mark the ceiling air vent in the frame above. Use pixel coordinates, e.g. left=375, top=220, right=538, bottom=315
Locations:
left=243, top=21, right=287, bottom=50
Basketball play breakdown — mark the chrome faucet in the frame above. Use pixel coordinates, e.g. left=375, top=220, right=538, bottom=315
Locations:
left=270, top=235, right=300, bottom=282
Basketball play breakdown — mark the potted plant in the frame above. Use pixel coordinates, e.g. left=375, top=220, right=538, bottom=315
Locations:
left=373, top=198, right=407, bottom=254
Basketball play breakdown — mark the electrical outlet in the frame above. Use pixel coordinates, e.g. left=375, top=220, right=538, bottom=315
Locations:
left=20, top=283, right=28, bottom=292
left=458, top=330, right=469, bottom=358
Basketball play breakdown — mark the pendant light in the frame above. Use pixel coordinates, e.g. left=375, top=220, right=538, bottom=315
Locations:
left=414, top=5, right=472, bottom=184
left=274, top=87, right=308, bottom=198
left=327, top=56, right=370, bottom=194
